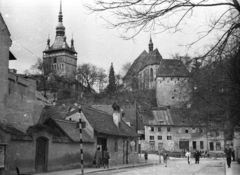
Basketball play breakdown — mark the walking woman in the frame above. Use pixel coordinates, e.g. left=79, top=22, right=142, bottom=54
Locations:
left=94, top=147, right=102, bottom=168
left=185, top=149, right=191, bottom=164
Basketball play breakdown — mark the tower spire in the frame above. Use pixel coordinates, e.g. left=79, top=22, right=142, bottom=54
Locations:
left=149, top=35, right=153, bottom=52
left=56, top=0, right=65, bottom=36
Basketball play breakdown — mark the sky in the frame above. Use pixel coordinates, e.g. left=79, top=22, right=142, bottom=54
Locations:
left=0, top=0, right=229, bottom=75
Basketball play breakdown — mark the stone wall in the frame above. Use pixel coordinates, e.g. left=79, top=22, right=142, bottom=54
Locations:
left=4, top=73, right=45, bottom=132
left=156, top=77, right=191, bottom=108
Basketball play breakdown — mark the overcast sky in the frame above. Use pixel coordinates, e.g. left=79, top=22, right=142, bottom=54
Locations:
left=0, top=0, right=228, bottom=75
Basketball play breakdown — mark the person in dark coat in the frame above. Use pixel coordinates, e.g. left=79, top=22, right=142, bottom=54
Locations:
left=94, top=147, right=102, bottom=168
left=103, top=148, right=110, bottom=169
left=232, top=149, right=235, bottom=161
left=194, top=150, right=201, bottom=164
left=224, top=145, right=232, bottom=168
left=144, top=151, right=148, bottom=163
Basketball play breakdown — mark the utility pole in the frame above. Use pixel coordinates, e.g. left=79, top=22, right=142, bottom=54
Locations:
left=78, top=107, right=84, bottom=175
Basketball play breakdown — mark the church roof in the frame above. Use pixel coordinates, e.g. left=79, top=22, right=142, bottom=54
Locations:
left=157, top=59, right=189, bottom=77
left=123, top=50, right=148, bottom=80
left=139, top=49, right=162, bottom=71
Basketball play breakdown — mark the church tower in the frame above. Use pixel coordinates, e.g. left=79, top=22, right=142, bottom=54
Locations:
left=43, top=1, right=77, bottom=79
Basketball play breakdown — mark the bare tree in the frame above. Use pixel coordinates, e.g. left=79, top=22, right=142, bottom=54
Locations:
left=26, top=58, right=60, bottom=98
left=86, top=0, right=240, bottom=57
left=76, top=63, right=107, bottom=92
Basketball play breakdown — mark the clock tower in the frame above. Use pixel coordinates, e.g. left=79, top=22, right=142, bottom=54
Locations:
left=43, top=1, right=77, bottom=79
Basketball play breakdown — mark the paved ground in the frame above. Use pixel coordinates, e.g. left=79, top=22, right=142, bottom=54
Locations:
left=91, top=159, right=225, bottom=175
left=34, top=154, right=240, bottom=175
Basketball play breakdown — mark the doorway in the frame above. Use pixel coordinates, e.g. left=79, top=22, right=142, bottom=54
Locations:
left=97, top=137, right=107, bottom=157
left=35, top=137, right=49, bottom=172
left=192, top=141, right=196, bottom=150
left=123, top=140, right=129, bottom=164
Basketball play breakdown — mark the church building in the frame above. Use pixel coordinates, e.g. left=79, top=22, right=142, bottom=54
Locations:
left=123, top=38, right=190, bottom=108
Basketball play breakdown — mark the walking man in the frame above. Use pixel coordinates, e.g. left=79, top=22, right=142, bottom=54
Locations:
left=103, top=147, right=110, bottom=169
left=224, top=144, right=232, bottom=168
left=163, top=152, right=169, bottom=167
left=185, top=149, right=191, bottom=164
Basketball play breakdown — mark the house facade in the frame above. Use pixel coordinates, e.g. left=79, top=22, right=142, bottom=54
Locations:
left=143, top=107, right=225, bottom=153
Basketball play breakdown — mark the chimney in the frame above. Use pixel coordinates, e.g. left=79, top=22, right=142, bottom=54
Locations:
left=10, top=69, right=17, bottom=74
left=112, top=102, right=121, bottom=127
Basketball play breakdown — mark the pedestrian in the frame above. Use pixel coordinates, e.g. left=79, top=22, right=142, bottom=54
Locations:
left=103, top=147, right=110, bottom=169
left=224, top=144, right=232, bottom=168
left=144, top=151, right=148, bottom=163
left=94, top=147, right=102, bottom=168
left=185, top=149, right=191, bottom=164
left=163, top=152, right=169, bottom=167
left=232, top=149, right=235, bottom=161
left=194, top=150, right=200, bottom=164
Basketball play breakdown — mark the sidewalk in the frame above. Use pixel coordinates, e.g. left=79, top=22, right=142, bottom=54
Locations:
left=34, top=157, right=158, bottom=175
left=225, top=160, right=240, bottom=175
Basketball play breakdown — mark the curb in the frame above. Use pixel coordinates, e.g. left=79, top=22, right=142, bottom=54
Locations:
left=84, top=162, right=158, bottom=174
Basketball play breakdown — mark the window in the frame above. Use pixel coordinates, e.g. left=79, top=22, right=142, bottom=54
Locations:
left=53, top=57, right=57, bottom=63
left=114, top=139, right=118, bottom=152
left=167, top=136, right=172, bottom=140
left=210, top=142, right=214, bottom=151
left=185, top=129, right=189, bottom=133
left=8, top=79, right=15, bottom=94
left=150, top=127, right=154, bottom=132
left=158, top=136, right=162, bottom=140
left=216, top=142, right=221, bottom=150
left=216, top=132, right=219, bottom=137
left=149, top=136, right=154, bottom=140
left=167, top=127, right=171, bottom=132
left=200, top=141, right=204, bottom=149
left=158, top=143, right=163, bottom=150
left=150, top=68, right=153, bottom=82
left=150, top=142, right=155, bottom=150
left=158, top=127, right=161, bottom=132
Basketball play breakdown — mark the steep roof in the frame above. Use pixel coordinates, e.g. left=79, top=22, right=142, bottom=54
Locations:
left=123, top=50, right=148, bottom=80
left=82, top=106, right=139, bottom=138
left=0, top=124, right=33, bottom=141
left=145, top=108, right=203, bottom=127
left=157, top=59, right=189, bottom=77
left=55, top=119, right=94, bottom=143
left=39, top=105, right=70, bottom=123
left=91, top=105, right=113, bottom=115
left=139, top=49, right=162, bottom=71
left=0, top=13, right=11, bottom=37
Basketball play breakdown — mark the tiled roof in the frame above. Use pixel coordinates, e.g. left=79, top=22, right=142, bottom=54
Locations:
left=123, top=50, right=148, bottom=80
left=55, top=119, right=94, bottom=143
left=82, top=106, right=139, bottom=138
left=157, top=59, right=189, bottom=77
left=92, top=104, right=144, bottom=131
left=39, top=105, right=70, bottom=123
left=139, top=49, right=162, bottom=71
left=91, top=105, right=113, bottom=115
left=146, top=108, right=203, bottom=127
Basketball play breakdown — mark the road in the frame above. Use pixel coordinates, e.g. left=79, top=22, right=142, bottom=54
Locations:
left=90, top=159, right=225, bottom=175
